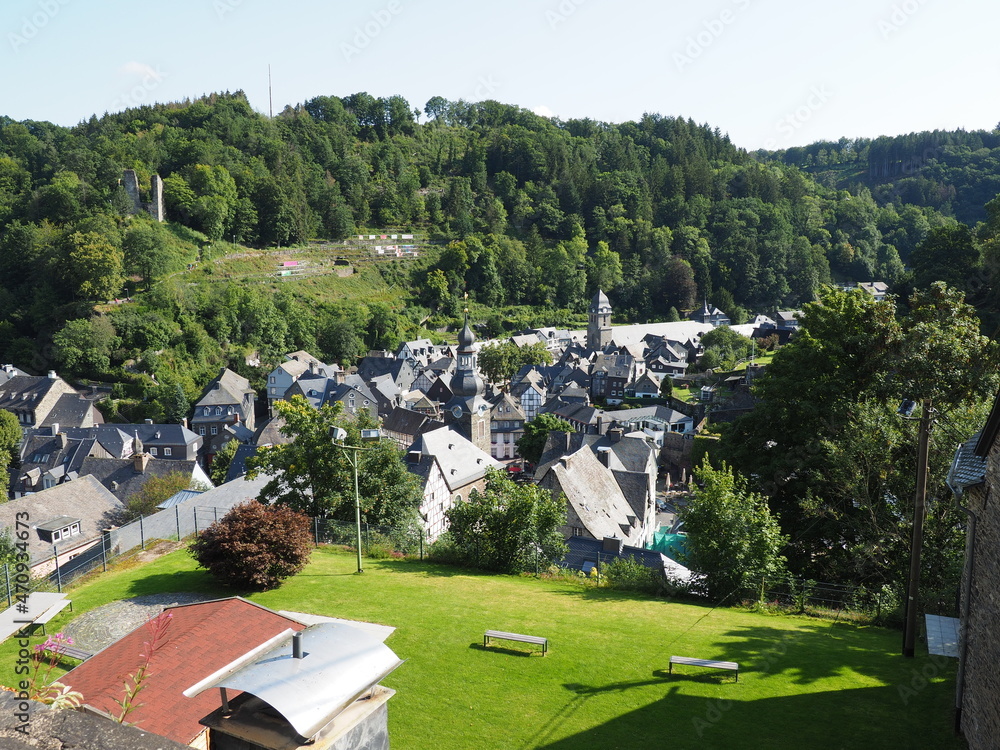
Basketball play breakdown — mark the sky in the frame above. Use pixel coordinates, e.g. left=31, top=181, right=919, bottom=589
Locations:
left=1, top=0, right=997, bottom=151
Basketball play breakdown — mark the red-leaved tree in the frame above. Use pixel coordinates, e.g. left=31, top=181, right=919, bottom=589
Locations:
left=189, top=501, right=313, bottom=590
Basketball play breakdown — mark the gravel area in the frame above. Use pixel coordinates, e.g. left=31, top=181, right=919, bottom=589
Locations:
left=63, top=593, right=217, bottom=653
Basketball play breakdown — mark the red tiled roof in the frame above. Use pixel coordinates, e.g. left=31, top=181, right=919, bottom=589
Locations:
left=63, top=597, right=305, bottom=745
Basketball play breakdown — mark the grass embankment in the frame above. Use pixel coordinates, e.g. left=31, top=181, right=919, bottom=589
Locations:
left=0, top=547, right=962, bottom=750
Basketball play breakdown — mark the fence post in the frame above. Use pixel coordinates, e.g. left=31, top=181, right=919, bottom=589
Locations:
left=314, top=517, right=319, bottom=547
left=53, top=545, right=62, bottom=594
left=102, top=533, right=107, bottom=573
left=419, top=528, right=424, bottom=560
left=140, top=514, right=145, bottom=550
left=176, top=506, right=181, bottom=541
left=4, top=564, right=10, bottom=607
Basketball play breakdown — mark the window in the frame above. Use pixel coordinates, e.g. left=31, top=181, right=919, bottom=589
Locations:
left=52, top=529, right=61, bottom=541
left=573, top=527, right=583, bottom=537
left=69, top=523, right=80, bottom=535
left=164, top=447, right=172, bottom=457
left=198, top=426, right=206, bottom=436
left=149, top=447, right=158, bottom=456
left=269, top=376, right=275, bottom=383
left=215, top=407, right=222, bottom=416
left=210, top=426, right=218, bottom=435
left=270, top=387, right=276, bottom=395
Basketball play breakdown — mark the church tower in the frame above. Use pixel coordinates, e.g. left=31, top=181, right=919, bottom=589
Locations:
left=587, top=289, right=613, bottom=351
left=444, top=311, right=492, bottom=453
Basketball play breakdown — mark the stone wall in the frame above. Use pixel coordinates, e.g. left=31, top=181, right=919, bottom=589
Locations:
left=120, top=170, right=166, bottom=222
left=960, top=441, right=1000, bottom=749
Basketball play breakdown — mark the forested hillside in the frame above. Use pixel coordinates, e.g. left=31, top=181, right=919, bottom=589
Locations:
left=762, top=128, right=1000, bottom=225
left=0, top=91, right=972, bottom=415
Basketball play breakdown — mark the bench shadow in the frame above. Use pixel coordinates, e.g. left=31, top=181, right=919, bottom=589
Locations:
left=470, top=643, right=543, bottom=657
left=663, top=668, right=738, bottom=684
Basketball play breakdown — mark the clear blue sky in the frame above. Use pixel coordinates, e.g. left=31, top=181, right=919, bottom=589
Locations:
left=1, top=0, right=996, bottom=150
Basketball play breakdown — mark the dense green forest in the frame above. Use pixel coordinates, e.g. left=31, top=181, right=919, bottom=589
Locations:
left=0, top=90, right=995, bottom=417
left=760, top=128, right=1000, bottom=225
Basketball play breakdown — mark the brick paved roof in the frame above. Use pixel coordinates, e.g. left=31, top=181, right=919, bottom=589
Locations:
left=62, top=597, right=304, bottom=745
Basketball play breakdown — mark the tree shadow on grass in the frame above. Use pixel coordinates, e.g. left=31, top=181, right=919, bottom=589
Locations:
left=533, top=683, right=958, bottom=750
left=702, top=622, right=908, bottom=685
left=362, top=558, right=504, bottom=579
left=124, top=570, right=228, bottom=599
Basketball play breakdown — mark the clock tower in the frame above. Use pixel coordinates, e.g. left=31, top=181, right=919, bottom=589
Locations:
left=444, top=311, right=492, bottom=453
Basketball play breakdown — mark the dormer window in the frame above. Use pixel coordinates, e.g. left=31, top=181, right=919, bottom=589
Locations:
left=38, top=517, right=81, bottom=544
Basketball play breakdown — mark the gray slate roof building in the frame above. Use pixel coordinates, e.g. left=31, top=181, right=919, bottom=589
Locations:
left=0, top=475, right=123, bottom=565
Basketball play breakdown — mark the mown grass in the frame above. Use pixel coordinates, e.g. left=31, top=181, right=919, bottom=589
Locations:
left=0, top=547, right=963, bottom=750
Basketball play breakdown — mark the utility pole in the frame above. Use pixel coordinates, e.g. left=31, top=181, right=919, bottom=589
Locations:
left=903, top=398, right=931, bottom=658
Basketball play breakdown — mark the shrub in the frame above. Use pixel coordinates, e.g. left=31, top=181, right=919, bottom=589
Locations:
left=189, top=501, right=313, bottom=590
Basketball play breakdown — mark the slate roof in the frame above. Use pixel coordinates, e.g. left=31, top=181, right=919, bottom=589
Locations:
left=536, top=448, right=640, bottom=543
left=383, top=406, right=442, bottom=441
left=254, top=416, right=290, bottom=446
left=194, top=368, right=254, bottom=411
left=0, top=475, right=123, bottom=563
left=409, top=426, right=501, bottom=491
left=77, top=456, right=206, bottom=503
left=0, top=374, right=62, bottom=410
left=37, top=393, right=102, bottom=428
left=62, top=598, right=306, bottom=746
left=105, top=423, right=202, bottom=451
left=948, top=431, right=987, bottom=495
left=562, top=535, right=668, bottom=574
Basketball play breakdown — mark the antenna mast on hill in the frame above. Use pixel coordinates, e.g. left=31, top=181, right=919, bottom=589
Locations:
left=268, top=64, right=273, bottom=118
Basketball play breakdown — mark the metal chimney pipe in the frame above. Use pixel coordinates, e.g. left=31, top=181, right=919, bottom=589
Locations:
left=292, top=631, right=303, bottom=659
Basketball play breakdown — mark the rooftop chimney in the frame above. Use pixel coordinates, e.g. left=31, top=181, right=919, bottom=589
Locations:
left=564, top=431, right=572, bottom=451
left=597, top=447, right=611, bottom=468
left=47, top=370, right=57, bottom=380
left=292, top=631, right=304, bottom=659
left=182, top=417, right=188, bottom=429
left=133, top=453, right=150, bottom=473
left=58, top=433, right=67, bottom=449
left=144, top=419, right=154, bottom=425
left=50, top=423, right=59, bottom=437
left=609, top=427, right=624, bottom=444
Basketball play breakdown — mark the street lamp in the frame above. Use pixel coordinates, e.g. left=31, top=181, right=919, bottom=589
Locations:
left=330, top=426, right=382, bottom=574
left=898, top=398, right=932, bottom=658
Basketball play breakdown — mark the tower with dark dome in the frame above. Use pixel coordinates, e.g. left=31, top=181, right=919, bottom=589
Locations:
left=444, top=311, right=492, bottom=453
left=587, top=289, right=613, bottom=351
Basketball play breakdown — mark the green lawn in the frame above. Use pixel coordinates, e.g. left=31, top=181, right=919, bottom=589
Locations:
left=1, top=548, right=964, bottom=750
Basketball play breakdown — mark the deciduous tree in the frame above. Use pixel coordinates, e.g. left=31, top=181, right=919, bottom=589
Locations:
left=189, top=501, right=313, bottom=590
left=681, top=460, right=787, bottom=601
left=438, top=469, right=567, bottom=573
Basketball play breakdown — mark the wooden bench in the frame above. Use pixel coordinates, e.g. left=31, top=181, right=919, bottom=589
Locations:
left=46, top=644, right=92, bottom=661
left=669, top=655, right=739, bottom=681
left=484, top=630, right=548, bottom=655
left=33, top=598, right=73, bottom=635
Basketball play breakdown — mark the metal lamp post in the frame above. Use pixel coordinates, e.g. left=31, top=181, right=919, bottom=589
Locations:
left=898, top=398, right=932, bottom=658
left=331, top=427, right=382, bottom=574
